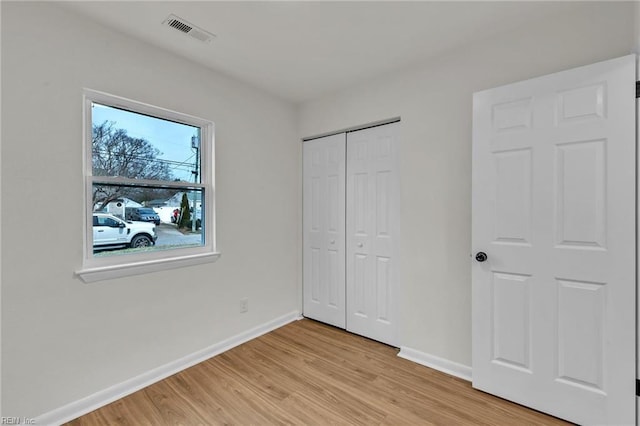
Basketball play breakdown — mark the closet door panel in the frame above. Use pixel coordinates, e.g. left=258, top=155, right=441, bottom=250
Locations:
left=346, top=123, right=399, bottom=346
left=303, top=134, right=346, bottom=328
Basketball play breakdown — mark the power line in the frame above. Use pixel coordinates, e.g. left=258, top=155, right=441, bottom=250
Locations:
left=92, top=149, right=198, bottom=178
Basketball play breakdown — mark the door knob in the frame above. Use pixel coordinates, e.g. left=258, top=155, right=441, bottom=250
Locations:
left=475, top=252, right=487, bottom=262
left=357, top=242, right=363, bottom=248
left=330, top=240, right=336, bottom=244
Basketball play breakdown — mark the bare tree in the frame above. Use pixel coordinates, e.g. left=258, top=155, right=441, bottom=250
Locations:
left=92, top=121, right=174, bottom=210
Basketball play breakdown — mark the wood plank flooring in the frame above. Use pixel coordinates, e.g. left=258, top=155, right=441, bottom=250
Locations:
left=67, top=319, right=569, bottom=425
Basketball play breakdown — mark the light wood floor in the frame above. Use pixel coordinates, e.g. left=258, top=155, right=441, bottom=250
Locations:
left=67, top=319, right=570, bottom=425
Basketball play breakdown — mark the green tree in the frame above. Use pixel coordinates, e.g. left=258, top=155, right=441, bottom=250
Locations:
left=179, top=193, right=191, bottom=229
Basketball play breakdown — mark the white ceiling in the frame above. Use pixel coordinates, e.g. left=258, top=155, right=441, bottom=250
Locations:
left=59, top=1, right=579, bottom=103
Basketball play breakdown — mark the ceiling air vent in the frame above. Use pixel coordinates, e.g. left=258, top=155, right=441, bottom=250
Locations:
left=162, top=14, right=215, bottom=43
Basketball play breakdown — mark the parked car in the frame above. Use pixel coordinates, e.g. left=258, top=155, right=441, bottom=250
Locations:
left=93, top=213, right=157, bottom=250
left=125, top=207, right=161, bottom=225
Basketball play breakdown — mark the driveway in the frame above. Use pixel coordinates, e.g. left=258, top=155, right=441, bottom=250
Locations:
left=155, top=223, right=202, bottom=247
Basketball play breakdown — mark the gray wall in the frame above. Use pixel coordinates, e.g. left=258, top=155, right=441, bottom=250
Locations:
left=1, top=2, right=300, bottom=417
left=298, top=2, right=635, bottom=366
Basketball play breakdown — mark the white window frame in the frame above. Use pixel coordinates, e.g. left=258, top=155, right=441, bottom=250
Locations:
left=76, top=89, right=219, bottom=283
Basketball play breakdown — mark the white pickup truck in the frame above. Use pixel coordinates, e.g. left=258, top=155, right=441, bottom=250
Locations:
left=93, top=213, right=157, bottom=250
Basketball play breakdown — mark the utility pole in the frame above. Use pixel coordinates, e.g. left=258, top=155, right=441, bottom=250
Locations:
left=191, top=134, right=199, bottom=232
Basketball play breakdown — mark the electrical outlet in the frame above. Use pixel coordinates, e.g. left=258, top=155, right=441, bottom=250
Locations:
left=240, top=298, right=249, bottom=313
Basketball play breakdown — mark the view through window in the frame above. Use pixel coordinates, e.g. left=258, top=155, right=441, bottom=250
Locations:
left=91, top=102, right=207, bottom=256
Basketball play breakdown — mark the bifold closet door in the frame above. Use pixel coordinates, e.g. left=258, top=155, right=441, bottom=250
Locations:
left=302, top=133, right=346, bottom=328
left=346, top=122, right=400, bottom=347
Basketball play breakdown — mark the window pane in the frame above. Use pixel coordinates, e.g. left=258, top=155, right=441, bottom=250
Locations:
left=92, top=103, right=201, bottom=183
left=92, top=184, right=205, bottom=256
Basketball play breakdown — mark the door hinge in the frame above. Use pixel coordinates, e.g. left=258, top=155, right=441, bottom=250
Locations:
left=636, top=379, right=640, bottom=396
left=636, top=81, right=640, bottom=98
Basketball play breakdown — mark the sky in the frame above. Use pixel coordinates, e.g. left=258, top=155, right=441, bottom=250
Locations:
left=92, top=103, right=200, bottom=182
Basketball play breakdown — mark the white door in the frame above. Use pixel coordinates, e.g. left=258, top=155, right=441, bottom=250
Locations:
left=303, top=133, right=346, bottom=328
left=346, top=122, right=400, bottom=346
left=472, top=55, right=635, bottom=425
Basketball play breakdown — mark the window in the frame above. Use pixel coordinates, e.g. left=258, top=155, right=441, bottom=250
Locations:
left=77, top=89, right=218, bottom=282
left=96, top=216, right=121, bottom=227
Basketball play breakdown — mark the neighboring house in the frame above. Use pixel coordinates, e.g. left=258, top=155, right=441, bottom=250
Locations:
left=165, top=191, right=202, bottom=209
left=100, top=198, right=142, bottom=218
left=141, top=193, right=202, bottom=223
left=153, top=206, right=176, bottom=224
left=166, top=191, right=202, bottom=221
left=144, top=199, right=169, bottom=208
left=144, top=199, right=174, bottom=223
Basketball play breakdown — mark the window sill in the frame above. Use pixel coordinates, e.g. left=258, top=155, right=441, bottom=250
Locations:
left=76, top=252, right=221, bottom=283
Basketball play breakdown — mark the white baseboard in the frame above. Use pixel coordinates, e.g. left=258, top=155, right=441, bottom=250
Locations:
left=397, top=346, right=472, bottom=382
left=35, top=311, right=302, bottom=426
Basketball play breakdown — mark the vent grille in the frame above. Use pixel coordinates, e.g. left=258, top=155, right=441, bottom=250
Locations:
left=162, top=14, right=215, bottom=43
left=168, top=19, right=192, bottom=34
